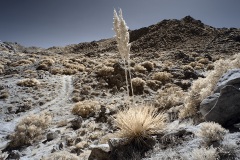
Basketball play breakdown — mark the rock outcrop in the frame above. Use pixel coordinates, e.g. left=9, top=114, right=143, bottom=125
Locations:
left=200, top=69, right=240, bottom=127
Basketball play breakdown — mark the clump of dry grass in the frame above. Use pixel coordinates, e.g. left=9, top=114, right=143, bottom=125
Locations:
left=51, top=67, right=62, bottom=75
left=40, top=58, right=55, bottom=66
left=9, top=113, right=52, bottom=148
left=72, top=100, right=100, bottom=118
left=184, top=146, right=219, bottom=160
left=63, top=62, right=85, bottom=72
left=41, top=151, right=80, bottom=160
left=17, top=78, right=40, bottom=87
left=131, top=77, right=146, bottom=94
left=179, top=53, right=240, bottom=119
left=134, top=64, right=147, bottom=73
left=196, top=122, right=228, bottom=145
left=10, top=59, right=33, bottom=67
left=141, top=61, right=154, bottom=71
left=152, top=72, right=173, bottom=83
left=146, top=80, right=162, bottom=91
left=114, top=105, right=167, bottom=142
left=0, top=90, right=9, bottom=99
left=37, top=58, right=55, bottom=71
left=97, top=65, right=114, bottom=76
left=62, top=68, right=78, bottom=75
left=198, top=58, right=209, bottom=64
left=155, top=86, right=185, bottom=110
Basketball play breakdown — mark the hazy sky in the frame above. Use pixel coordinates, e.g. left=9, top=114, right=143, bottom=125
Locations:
left=1, top=0, right=240, bottom=48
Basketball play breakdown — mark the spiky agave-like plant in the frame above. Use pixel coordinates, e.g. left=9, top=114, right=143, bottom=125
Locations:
left=113, top=9, right=133, bottom=97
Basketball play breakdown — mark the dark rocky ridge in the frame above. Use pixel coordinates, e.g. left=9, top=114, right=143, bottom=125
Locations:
left=63, top=16, right=240, bottom=56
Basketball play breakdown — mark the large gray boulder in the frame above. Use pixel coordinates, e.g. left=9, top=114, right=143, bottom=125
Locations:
left=200, top=69, right=240, bottom=127
left=214, top=69, right=240, bottom=93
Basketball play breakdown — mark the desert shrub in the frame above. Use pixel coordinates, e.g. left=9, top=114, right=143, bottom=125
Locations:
left=51, top=67, right=63, bottom=75
left=183, top=146, right=219, bottom=160
left=179, top=53, right=240, bottom=119
left=196, top=122, right=228, bottom=145
left=0, top=90, right=9, bottom=99
left=207, top=64, right=214, bottom=70
left=62, top=68, right=78, bottom=75
left=198, top=58, right=209, bottom=64
left=134, top=64, right=146, bottom=73
left=37, top=58, right=55, bottom=71
left=28, top=58, right=36, bottom=63
left=41, top=151, right=80, bottom=160
left=39, top=58, right=55, bottom=66
left=72, top=100, right=100, bottom=118
left=103, top=58, right=118, bottom=66
left=131, top=77, right=145, bottom=94
left=9, top=113, right=52, bottom=148
left=189, top=62, right=197, bottom=68
left=63, top=63, right=85, bottom=71
left=10, top=59, right=32, bottom=67
left=146, top=80, right=162, bottom=91
left=182, top=65, right=194, bottom=71
left=114, top=105, right=166, bottom=142
left=17, top=78, right=40, bottom=87
left=141, top=61, right=154, bottom=71
left=194, top=63, right=204, bottom=70
left=97, top=66, right=114, bottom=76
left=155, top=86, right=185, bottom=110
left=152, top=72, right=172, bottom=83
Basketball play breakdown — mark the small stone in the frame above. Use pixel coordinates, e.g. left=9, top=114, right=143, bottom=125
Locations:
left=47, top=131, right=58, bottom=141
left=88, top=144, right=110, bottom=160
left=7, top=150, right=21, bottom=160
left=71, top=117, right=83, bottom=130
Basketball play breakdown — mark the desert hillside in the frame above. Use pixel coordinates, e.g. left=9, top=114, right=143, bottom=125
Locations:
left=1, top=16, right=240, bottom=160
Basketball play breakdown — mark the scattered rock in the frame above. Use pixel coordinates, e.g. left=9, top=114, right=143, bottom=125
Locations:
left=108, top=137, right=156, bottom=160
left=88, top=144, right=110, bottom=160
left=70, top=117, right=83, bottom=130
left=47, top=131, right=58, bottom=141
left=7, top=150, right=21, bottom=160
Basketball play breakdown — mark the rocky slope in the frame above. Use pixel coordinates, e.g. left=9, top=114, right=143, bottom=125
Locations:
left=0, top=16, right=240, bottom=160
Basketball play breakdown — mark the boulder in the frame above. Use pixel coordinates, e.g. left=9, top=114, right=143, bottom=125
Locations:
left=200, top=69, right=240, bottom=127
left=214, top=69, right=240, bottom=93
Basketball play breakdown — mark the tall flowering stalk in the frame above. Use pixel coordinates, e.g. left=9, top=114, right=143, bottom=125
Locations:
left=113, top=9, right=133, bottom=97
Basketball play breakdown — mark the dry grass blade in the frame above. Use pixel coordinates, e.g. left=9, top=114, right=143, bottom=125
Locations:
left=115, top=105, right=167, bottom=142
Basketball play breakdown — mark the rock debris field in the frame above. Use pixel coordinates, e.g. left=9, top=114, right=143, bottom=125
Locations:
left=1, top=16, right=240, bottom=159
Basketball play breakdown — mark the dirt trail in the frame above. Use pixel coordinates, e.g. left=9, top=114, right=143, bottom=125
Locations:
left=0, top=75, right=74, bottom=150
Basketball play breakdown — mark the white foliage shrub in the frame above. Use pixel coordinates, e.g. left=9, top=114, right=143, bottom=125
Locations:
left=196, top=122, right=228, bottom=145
left=183, top=146, right=219, bottom=160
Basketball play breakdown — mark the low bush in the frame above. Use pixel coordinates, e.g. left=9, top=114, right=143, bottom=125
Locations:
left=196, top=122, right=228, bottom=145
left=9, top=113, right=52, bottom=148
left=17, top=78, right=40, bottom=87
left=155, top=86, right=185, bottom=110
left=72, top=100, right=100, bottom=118
left=152, top=72, right=172, bottom=83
